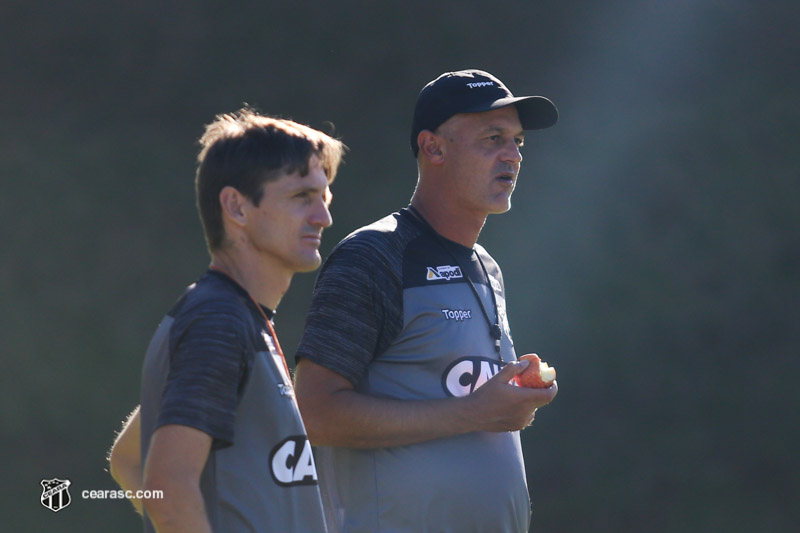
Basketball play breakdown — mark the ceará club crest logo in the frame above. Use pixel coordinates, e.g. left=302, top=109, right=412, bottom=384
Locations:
left=41, top=478, right=71, bottom=512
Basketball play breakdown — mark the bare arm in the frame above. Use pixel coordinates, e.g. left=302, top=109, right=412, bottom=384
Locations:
left=108, top=406, right=143, bottom=514
left=294, top=358, right=557, bottom=449
left=142, top=424, right=213, bottom=533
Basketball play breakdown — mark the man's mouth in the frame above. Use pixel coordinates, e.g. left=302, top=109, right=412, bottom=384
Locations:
left=495, top=172, right=516, bottom=185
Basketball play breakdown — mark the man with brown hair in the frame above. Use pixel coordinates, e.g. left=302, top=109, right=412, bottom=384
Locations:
left=109, top=108, right=345, bottom=532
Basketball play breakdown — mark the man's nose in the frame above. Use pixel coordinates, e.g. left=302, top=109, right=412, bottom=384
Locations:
left=311, top=198, right=333, bottom=228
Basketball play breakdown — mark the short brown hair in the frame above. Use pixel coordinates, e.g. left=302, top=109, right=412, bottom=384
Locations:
left=195, top=108, right=346, bottom=251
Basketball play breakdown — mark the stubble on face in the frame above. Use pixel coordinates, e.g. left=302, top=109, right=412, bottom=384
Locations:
left=246, top=163, right=333, bottom=276
left=435, top=106, right=524, bottom=216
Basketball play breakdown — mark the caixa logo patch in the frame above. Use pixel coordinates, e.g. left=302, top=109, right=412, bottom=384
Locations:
left=269, top=436, right=318, bottom=487
left=441, top=356, right=502, bottom=397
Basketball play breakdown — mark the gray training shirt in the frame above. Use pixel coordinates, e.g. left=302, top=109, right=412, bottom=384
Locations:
left=297, top=208, right=531, bottom=533
left=140, top=270, right=327, bottom=533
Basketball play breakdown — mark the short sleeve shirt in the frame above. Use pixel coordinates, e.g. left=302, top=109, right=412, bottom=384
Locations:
left=140, top=270, right=327, bottom=533
left=296, top=209, right=530, bottom=533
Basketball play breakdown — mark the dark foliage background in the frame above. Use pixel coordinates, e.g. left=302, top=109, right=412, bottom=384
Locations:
left=3, top=1, right=798, bottom=531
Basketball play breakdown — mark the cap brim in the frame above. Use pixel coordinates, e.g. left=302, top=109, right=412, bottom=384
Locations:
left=465, top=95, right=558, bottom=130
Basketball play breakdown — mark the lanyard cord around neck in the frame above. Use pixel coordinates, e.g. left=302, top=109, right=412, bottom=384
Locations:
left=406, top=206, right=504, bottom=360
left=208, top=266, right=291, bottom=376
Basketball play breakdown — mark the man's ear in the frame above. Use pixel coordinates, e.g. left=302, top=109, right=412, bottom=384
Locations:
left=219, top=186, right=248, bottom=227
left=417, top=130, right=445, bottom=164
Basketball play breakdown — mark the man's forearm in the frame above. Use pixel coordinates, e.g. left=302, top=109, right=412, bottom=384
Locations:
left=110, top=457, right=144, bottom=514
left=109, top=406, right=143, bottom=514
left=295, top=358, right=554, bottom=448
left=305, top=390, right=472, bottom=448
left=143, top=484, right=212, bottom=533
left=143, top=424, right=214, bottom=533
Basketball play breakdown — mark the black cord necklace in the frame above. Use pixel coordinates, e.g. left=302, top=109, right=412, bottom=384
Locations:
left=406, top=205, right=504, bottom=360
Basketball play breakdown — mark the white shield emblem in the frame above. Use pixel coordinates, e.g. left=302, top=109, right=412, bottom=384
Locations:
left=41, top=478, right=71, bottom=512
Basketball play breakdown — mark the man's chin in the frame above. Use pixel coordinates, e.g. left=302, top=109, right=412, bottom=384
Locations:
left=293, top=254, right=323, bottom=273
left=488, top=201, right=512, bottom=215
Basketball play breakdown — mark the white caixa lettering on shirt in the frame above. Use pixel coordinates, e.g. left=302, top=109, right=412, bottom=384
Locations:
left=441, top=356, right=503, bottom=397
left=269, top=436, right=318, bottom=486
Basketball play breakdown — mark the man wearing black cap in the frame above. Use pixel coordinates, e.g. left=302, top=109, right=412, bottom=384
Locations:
left=294, top=70, right=559, bottom=532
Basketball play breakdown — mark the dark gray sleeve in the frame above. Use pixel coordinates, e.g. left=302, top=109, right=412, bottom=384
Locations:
left=295, top=238, right=402, bottom=385
left=158, top=301, right=248, bottom=448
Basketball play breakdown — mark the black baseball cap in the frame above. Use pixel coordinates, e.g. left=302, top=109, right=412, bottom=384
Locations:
left=410, top=69, right=558, bottom=156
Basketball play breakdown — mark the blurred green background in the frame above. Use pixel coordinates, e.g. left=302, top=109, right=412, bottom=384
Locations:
left=3, top=1, right=798, bottom=531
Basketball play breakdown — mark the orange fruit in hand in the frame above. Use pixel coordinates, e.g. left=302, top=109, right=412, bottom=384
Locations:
left=515, top=353, right=556, bottom=388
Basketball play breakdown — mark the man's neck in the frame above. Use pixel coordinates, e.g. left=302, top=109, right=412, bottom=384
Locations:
left=209, top=249, right=291, bottom=310
left=409, top=196, right=485, bottom=248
